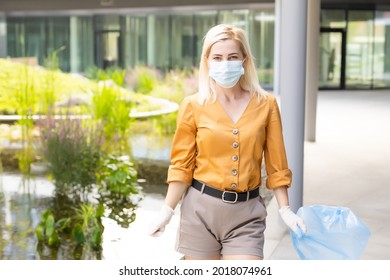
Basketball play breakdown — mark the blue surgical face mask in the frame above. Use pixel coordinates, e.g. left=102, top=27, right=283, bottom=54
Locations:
left=208, top=60, right=245, bottom=88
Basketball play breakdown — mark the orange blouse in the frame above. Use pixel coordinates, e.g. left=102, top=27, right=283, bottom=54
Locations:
left=167, top=92, right=292, bottom=192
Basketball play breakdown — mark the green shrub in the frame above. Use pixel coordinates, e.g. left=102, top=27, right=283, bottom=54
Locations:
left=96, top=154, right=139, bottom=228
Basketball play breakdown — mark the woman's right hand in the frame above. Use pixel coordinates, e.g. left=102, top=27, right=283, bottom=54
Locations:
left=147, top=205, right=175, bottom=237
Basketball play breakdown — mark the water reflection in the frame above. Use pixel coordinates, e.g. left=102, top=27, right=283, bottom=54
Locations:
left=0, top=133, right=176, bottom=260
left=0, top=173, right=143, bottom=260
left=0, top=174, right=53, bottom=259
left=130, top=134, right=172, bottom=162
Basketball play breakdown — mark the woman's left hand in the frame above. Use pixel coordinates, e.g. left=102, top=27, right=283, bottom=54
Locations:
left=279, top=205, right=307, bottom=235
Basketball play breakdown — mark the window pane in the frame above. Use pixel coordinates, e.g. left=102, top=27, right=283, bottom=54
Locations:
left=321, top=9, right=346, bottom=28
left=94, top=14, right=120, bottom=31
left=346, top=10, right=374, bottom=89
left=251, top=9, right=275, bottom=89
left=373, top=10, right=390, bottom=88
left=122, top=15, right=147, bottom=68
left=218, top=9, right=248, bottom=30
left=70, top=16, right=94, bottom=73
left=171, top=14, right=194, bottom=69
left=24, top=18, right=45, bottom=64
left=147, top=15, right=170, bottom=70
left=6, top=18, right=25, bottom=58
left=46, top=17, right=70, bottom=71
left=194, top=12, right=217, bottom=66
left=6, top=16, right=70, bottom=71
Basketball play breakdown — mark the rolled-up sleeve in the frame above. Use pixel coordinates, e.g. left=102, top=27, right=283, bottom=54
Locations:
left=264, top=97, right=292, bottom=189
left=166, top=97, right=197, bottom=186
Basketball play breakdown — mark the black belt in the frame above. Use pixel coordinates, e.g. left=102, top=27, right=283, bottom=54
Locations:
left=191, top=179, right=259, bottom=203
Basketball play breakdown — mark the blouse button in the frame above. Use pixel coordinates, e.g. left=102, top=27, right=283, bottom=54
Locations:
left=232, top=128, right=239, bottom=135
left=231, top=183, right=237, bottom=189
left=232, top=155, right=238, bottom=161
left=232, top=142, right=239, bottom=148
left=231, top=169, right=238, bottom=176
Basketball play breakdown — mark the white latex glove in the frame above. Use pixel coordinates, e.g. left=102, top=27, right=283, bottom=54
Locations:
left=279, top=205, right=307, bottom=235
left=147, top=205, right=175, bottom=237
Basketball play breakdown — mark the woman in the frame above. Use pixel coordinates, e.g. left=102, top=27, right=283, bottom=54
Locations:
left=148, top=24, right=306, bottom=260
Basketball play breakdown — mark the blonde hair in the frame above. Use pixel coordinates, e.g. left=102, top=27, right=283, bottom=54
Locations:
left=198, top=24, right=267, bottom=105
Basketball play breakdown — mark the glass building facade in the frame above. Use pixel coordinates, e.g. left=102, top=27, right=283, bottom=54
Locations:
left=3, top=4, right=390, bottom=89
left=319, top=7, right=390, bottom=89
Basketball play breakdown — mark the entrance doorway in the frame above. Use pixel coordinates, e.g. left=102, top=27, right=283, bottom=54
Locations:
left=95, top=31, right=121, bottom=69
left=319, top=28, right=346, bottom=89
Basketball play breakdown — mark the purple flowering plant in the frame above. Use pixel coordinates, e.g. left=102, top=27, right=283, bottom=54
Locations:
left=38, top=111, right=105, bottom=192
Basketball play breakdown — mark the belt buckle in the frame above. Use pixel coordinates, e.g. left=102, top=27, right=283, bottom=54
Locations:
left=222, top=190, right=238, bottom=203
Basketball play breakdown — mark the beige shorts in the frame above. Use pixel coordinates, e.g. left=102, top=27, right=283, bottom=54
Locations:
left=175, top=186, right=267, bottom=258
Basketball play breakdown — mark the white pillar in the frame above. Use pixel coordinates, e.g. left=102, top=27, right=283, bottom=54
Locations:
left=0, top=13, right=6, bottom=58
left=305, top=0, right=321, bottom=142
left=147, top=16, right=156, bottom=66
left=274, top=0, right=307, bottom=213
left=70, top=16, right=79, bottom=73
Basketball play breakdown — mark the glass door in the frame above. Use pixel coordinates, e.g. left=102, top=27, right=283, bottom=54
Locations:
left=95, top=30, right=121, bottom=69
left=319, top=29, right=345, bottom=89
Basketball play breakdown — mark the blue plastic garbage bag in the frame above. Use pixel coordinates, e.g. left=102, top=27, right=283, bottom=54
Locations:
left=290, top=205, right=370, bottom=260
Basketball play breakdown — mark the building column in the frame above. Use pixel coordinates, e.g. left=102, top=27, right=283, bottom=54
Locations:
left=274, top=0, right=307, bottom=213
left=305, top=0, right=321, bottom=142
left=70, top=16, right=80, bottom=73
left=147, top=15, right=156, bottom=66
left=0, top=13, right=7, bottom=58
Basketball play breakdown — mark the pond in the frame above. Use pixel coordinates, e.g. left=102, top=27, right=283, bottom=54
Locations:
left=0, top=133, right=174, bottom=260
